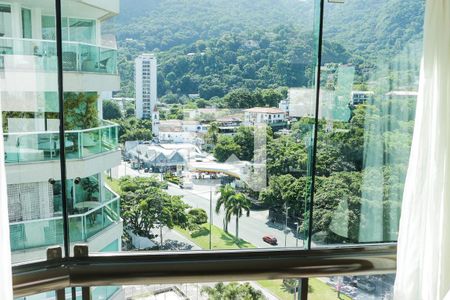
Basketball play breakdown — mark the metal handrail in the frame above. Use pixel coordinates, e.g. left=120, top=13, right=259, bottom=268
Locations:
left=3, top=120, right=118, bottom=137
left=12, top=244, right=397, bottom=298
left=0, top=36, right=117, bottom=50
left=10, top=194, right=120, bottom=227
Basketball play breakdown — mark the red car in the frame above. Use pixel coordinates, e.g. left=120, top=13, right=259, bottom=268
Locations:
left=263, top=235, right=278, bottom=245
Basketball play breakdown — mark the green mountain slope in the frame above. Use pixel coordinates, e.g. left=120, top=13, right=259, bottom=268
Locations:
left=113, top=0, right=425, bottom=98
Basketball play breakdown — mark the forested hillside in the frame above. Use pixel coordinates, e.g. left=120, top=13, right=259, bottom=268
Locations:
left=112, top=0, right=425, bottom=98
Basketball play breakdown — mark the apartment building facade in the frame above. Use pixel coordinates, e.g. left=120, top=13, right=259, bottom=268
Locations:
left=135, top=53, right=157, bottom=120
left=0, top=2, right=123, bottom=290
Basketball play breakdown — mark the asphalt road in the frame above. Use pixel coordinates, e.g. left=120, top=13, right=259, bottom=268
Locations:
left=166, top=182, right=303, bottom=249
left=114, top=161, right=304, bottom=249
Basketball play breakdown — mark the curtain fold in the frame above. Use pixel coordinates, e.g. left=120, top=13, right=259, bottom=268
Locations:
left=0, top=101, right=13, bottom=299
left=394, top=1, right=450, bottom=299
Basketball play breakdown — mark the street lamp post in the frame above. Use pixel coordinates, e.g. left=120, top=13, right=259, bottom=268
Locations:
left=209, top=186, right=212, bottom=250
left=294, top=222, right=299, bottom=247
left=284, top=203, right=290, bottom=247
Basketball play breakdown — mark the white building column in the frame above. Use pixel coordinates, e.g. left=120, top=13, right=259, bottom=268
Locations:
left=10, top=3, right=21, bottom=38
left=96, top=20, right=101, bottom=45
left=31, top=8, right=42, bottom=39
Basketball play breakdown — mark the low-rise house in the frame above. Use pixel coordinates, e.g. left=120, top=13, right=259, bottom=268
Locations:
left=243, top=107, right=286, bottom=126
left=157, top=120, right=207, bottom=144
left=216, top=116, right=243, bottom=135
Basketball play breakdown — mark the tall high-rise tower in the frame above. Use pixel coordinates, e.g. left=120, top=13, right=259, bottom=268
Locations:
left=135, top=54, right=157, bottom=119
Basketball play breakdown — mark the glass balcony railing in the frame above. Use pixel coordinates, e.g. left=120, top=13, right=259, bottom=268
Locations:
left=3, top=121, right=119, bottom=164
left=10, top=189, right=120, bottom=251
left=0, top=37, right=118, bottom=74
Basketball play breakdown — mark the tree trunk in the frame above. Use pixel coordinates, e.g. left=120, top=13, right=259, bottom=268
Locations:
left=236, top=215, right=239, bottom=241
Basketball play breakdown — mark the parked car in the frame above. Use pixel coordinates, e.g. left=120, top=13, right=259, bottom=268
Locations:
left=357, top=280, right=376, bottom=293
left=262, top=235, right=278, bottom=245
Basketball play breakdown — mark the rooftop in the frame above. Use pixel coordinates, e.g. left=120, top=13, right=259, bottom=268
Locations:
left=244, top=107, right=286, bottom=114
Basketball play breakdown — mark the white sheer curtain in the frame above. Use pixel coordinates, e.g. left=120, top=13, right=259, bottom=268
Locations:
left=394, top=1, right=450, bottom=299
left=0, top=102, right=13, bottom=299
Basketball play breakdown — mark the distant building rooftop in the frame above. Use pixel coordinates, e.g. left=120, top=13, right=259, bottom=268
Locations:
left=244, top=107, right=285, bottom=114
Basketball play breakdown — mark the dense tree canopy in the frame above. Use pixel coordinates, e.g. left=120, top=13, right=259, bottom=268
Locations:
left=103, top=100, right=123, bottom=120
left=201, top=282, right=264, bottom=300
left=113, top=0, right=424, bottom=98
left=119, top=176, right=192, bottom=241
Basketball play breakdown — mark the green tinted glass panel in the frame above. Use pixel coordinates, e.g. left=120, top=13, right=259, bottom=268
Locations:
left=0, top=4, right=11, bottom=38
left=69, top=18, right=96, bottom=44
left=21, top=8, right=32, bottom=38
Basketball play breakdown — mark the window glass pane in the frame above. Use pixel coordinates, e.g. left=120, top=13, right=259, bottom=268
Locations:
left=69, top=18, right=95, bottom=44
left=311, top=0, right=425, bottom=246
left=41, top=16, right=55, bottom=40
left=0, top=4, right=11, bottom=38
left=86, top=0, right=320, bottom=255
left=21, top=8, right=31, bottom=39
left=1, top=0, right=63, bottom=264
left=42, top=16, right=68, bottom=41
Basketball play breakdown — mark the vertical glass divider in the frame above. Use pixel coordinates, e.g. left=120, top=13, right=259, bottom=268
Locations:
left=79, top=131, right=83, bottom=158
left=55, top=0, right=70, bottom=258
left=49, top=134, right=53, bottom=159
left=306, top=0, right=325, bottom=252
left=99, top=128, right=102, bottom=153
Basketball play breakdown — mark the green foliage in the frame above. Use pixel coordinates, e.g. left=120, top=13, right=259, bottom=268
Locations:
left=188, top=208, right=208, bottom=231
left=233, top=126, right=254, bottom=161
left=114, top=0, right=423, bottom=98
left=212, top=125, right=273, bottom=162
left=224, top=193, right=251, bottom=240
left=204, top=122, right=220, bottom=149
left=259, top=174, right=309, bottom=224
left=214, top=188, right=258, bottom=245
left=80, top=177, right=100, bottom=201
left=117, top=26, right=349, bottom=99
left=64, top=92, right=99, bottom=130
left=163, top=172, right=181, bottom=185
left=119, top=176, right=191, bottom=240
left=113, top=117, right=152, bottom=143
left=119, top=176, right=167, bottom=192
left=282, top=279, right=299, bottom=294
left=213, top=135, right=241, bottom=163
left=266, top=135, right=308, bottom=177
left=103, top=100, right=123, bottom=120
left=201, top=282, right=264, bottom=300
left=215, top=184, right=236, bottom=232
left=222, top=88, right=285, bottom=109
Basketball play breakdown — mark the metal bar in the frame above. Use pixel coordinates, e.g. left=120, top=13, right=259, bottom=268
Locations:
left=13, top=245, right=396, bottom=297
left=300, top=278, right=308, bottom=300
left=307, top=0, right=325, bottom=251
left=54, top=0, right=70, bottom=259
left=13, top=255, right=69, bottom=298
left=46, top=247, right=65, bottom=300
left=74, top=245, right=91, bottom=300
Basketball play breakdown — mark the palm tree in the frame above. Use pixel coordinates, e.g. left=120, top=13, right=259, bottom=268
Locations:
left=216, top=184, right=236, bottom=232
left=225, top=193, right=251, bottom=241
left=201, top=282, right=264, bottom=300
left=206, top=122, right=220, bottom=148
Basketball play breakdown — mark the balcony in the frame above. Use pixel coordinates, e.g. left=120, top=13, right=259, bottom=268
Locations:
left=9, top=187, right=120, bottom=252
left=3, top=121, right=118, bottom=164
left=0, top=37, right=117, bottom=75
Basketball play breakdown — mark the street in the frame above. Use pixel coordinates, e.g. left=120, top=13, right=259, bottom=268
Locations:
left=114, top=161, right=304, bottom=249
